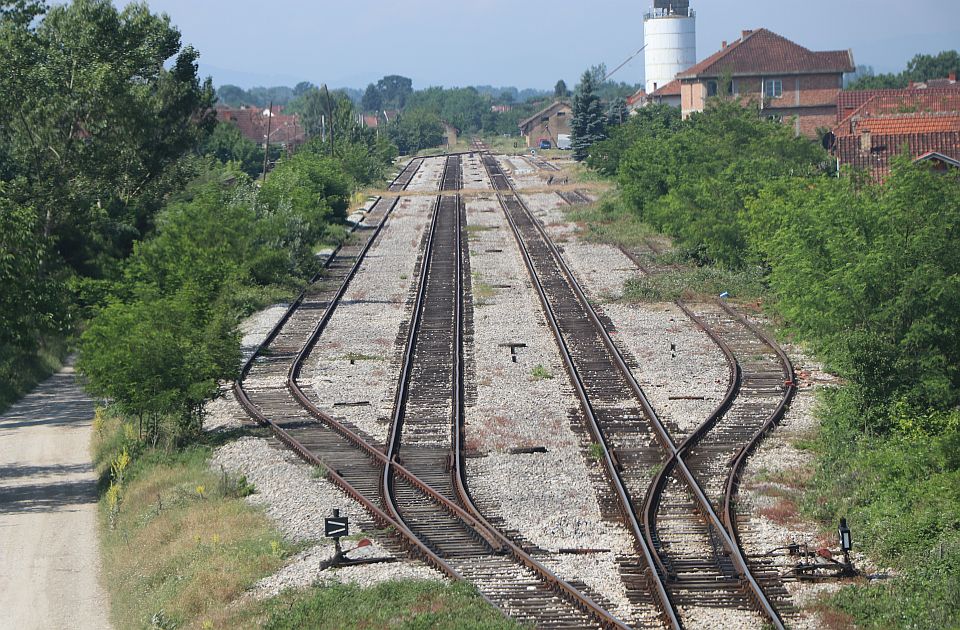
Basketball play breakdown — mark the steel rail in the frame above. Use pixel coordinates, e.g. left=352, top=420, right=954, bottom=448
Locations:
left=376, top=155, right=628, bottom=629
left=617, top=244, right=798, bottom=600
left=480, top=149, right=786, bottom=629
left=479, top=153, right=679, bottom=630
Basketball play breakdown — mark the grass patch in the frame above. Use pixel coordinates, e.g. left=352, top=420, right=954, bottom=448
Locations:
left=259, top=580, right=523, bottom=630
left=94, top=415, right=293, bottom=630
left=623, top=266, right=767, bottom=303
left=472, top=275, right=496, bottom=303
left=566, top=194, right=657, bottom=250
left=466, top=224, right=495, bottom=240
left=530, top=364, right=553, bottom=380
left=801, top=387, right=960, bottom=628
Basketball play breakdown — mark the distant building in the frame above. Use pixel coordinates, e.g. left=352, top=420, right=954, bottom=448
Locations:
left=215, top=106, right=306, bottom=150
left=441, top=121, right=459, bottom=147
left=830, top=82, right=960, bottom=178
left=491, top=104, right=513, bottom=113
left=518, top=100, right=572, bottom=148
left=676, top=28, right=854, bottom=137
left=647, top=79, right=682, bottom=108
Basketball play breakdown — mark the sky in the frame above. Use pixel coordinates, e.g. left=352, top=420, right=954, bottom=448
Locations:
left=117, top=0, right=960, bottom=90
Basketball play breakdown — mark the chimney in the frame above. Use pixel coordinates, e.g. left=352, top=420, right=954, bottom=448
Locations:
left=950, top=72, right=957, bottom=83
left=742, top=29, right=753, bottom=40
left=722, top=40, right=727, bottom=48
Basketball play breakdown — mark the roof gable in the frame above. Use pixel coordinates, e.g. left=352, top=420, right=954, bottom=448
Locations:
left=678, top=28, right=853, bottom=79
left=518, top=100, right=572, bottom=130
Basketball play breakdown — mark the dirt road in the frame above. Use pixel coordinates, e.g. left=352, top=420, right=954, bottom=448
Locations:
left=0, top=363, right=111, bottom=629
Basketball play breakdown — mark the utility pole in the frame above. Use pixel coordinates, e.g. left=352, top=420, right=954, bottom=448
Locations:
left=261, top=99, right=273, bottom=182
left=322, top=84, right=335, bottom=156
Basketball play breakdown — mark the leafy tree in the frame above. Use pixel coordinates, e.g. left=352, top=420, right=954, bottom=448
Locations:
left=293, top=81, right=316, bottom=96
left=202, top=122, right=262, bottom=177
left=571, top=69, right=606, bottom=161
left=0, top=0, right=216, bottom=275
left=587, top=104, right=680, bottom=176
left=376, top=74, right=413, bottom=110
left=386, top=109, right=444, bottom=155
left=617, top=100, right=826, bottom=265
left=361, top=83, right=382, bottom=112
left=216, top=84, right=249, bottom=106
left=554, top=79, right=569, bottom=98
left=848, top=50, right=959, bottom=90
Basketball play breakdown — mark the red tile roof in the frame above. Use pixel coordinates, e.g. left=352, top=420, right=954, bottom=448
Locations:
left=650, top=79, right=681, bottom=97
left=216, top=108, right=306, bottom=146
left=853, top=113, right=960, bottom=136
left=836, top=131, right=960, bottom=178
left=837, top=83, right=960, bottom=122
left=677, top=28, right=854, bottom=79
left=834, top=89, right=960, bottom=137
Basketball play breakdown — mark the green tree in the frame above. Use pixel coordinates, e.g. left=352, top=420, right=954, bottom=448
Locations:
left=202, top=122, right=262, bottom=177
left=571, top=69, right=606, bottom=161
left=0, top=0, right=216, bottom=274
left=376, top=74, right=413, bottom=110
left=386, top=109, right=444, bottom=155
left=554, top=79, right=569, bottom=98
left=362, top=83, right=382, bottom=112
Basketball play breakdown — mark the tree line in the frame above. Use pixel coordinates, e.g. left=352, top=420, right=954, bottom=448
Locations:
left=585, top=94, right=960, bottom=627
left=0, top=1, right=397, bottom=443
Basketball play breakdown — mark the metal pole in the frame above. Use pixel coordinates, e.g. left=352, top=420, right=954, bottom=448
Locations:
left=262, top=100, right=273, bottom=182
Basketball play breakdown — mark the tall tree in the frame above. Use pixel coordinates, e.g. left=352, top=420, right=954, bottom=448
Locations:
left=376, top=74, right=413, bottom=110
left=0, top=0, right=216, bottom=274
left=571, top=69, right=606, bottom=161
left=554, top=79, right=569, bottom=98
left=361, top=83, right=382, bottom=112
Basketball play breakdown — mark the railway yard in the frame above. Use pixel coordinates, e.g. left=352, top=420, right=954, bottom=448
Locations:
left=205, top=147, right=850, bottom=630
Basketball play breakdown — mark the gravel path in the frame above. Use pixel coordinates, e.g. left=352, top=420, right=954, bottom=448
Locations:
left=0, top=362, right=111, bottom=630
left=737, top=344, right=855, bottom=629
left=461, top=158, right=643, bottom=623
left=305, top=192, right=437, bottom=444
left=211, top=437, right=444, bottom=598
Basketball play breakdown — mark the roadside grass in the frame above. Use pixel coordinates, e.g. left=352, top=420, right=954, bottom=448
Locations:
left=93, top=414, right=294, bottom=629
left=0, top=337, right=67, bottom=414
left=622, top=265, right=768, bottom=303
left=257, top=580, right=524, bottom=630
left=565, top=194, right=658, bottom=250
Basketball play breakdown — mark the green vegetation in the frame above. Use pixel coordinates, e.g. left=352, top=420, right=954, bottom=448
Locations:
left=93, top=413, right=293, bottom=630
left=387, top=109, right=447, bottom=155
left=847, top=50, right=959, bottom=90
left=260, top=581, right=522, bottom=630
left=530, top=364, right=553, bottom=380
left=579, top=87, right=960, bottom=626
left=571, top=69, right=606, bottom=162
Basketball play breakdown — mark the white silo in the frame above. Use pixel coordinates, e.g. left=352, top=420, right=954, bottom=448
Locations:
left=644, top=1, right=696, bottom=94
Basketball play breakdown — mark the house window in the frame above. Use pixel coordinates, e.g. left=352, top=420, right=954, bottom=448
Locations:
left=766, top=114, right=783, bottom=123
left=764, top=79, right=783, bottom=99
left=556, top=111, right=565, bottom=117
left=706, top=80, right=718, bottom=97
left=541, top=116, right=550, bottom=123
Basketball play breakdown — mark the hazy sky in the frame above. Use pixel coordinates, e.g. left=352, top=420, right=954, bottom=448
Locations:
left=118, top=0, right=960, bottom=90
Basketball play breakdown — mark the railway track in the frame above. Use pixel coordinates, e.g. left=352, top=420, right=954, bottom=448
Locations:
left=235, top=155, right=630, bottom=629
left=613, top=243, right=799, bottom=617
left=478, top=146, right=788, bottom=629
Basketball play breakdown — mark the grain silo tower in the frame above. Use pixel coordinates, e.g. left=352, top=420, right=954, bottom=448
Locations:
left=644, top=1, right=696, bottom=94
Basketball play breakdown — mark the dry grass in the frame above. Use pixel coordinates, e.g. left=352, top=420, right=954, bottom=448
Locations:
left=95, top=423, right=293, bottom=630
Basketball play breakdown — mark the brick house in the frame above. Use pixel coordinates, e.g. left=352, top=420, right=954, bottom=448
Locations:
left=215, top=106, right=306, bottom=149
left=830, top=85, right=960, bottom=178
left=518, top=100, right=572, bottom=148
left=675, top=28, right=854, bottom=138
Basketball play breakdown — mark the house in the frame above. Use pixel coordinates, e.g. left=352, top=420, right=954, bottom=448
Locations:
left=675, top=28, right=854, bottom=137
left=647, top=79, right=682, bottom=108
left=518, top=100, right=572, bottom=148
left=836, top=75, right=958, bottom=123
left=441, top=121, right=459, bottom=147
left=830, top=85, right=960, bottom=178
left=215, top=106, right=306, bottom=149
left=491, top=104, right=512, bottom=113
